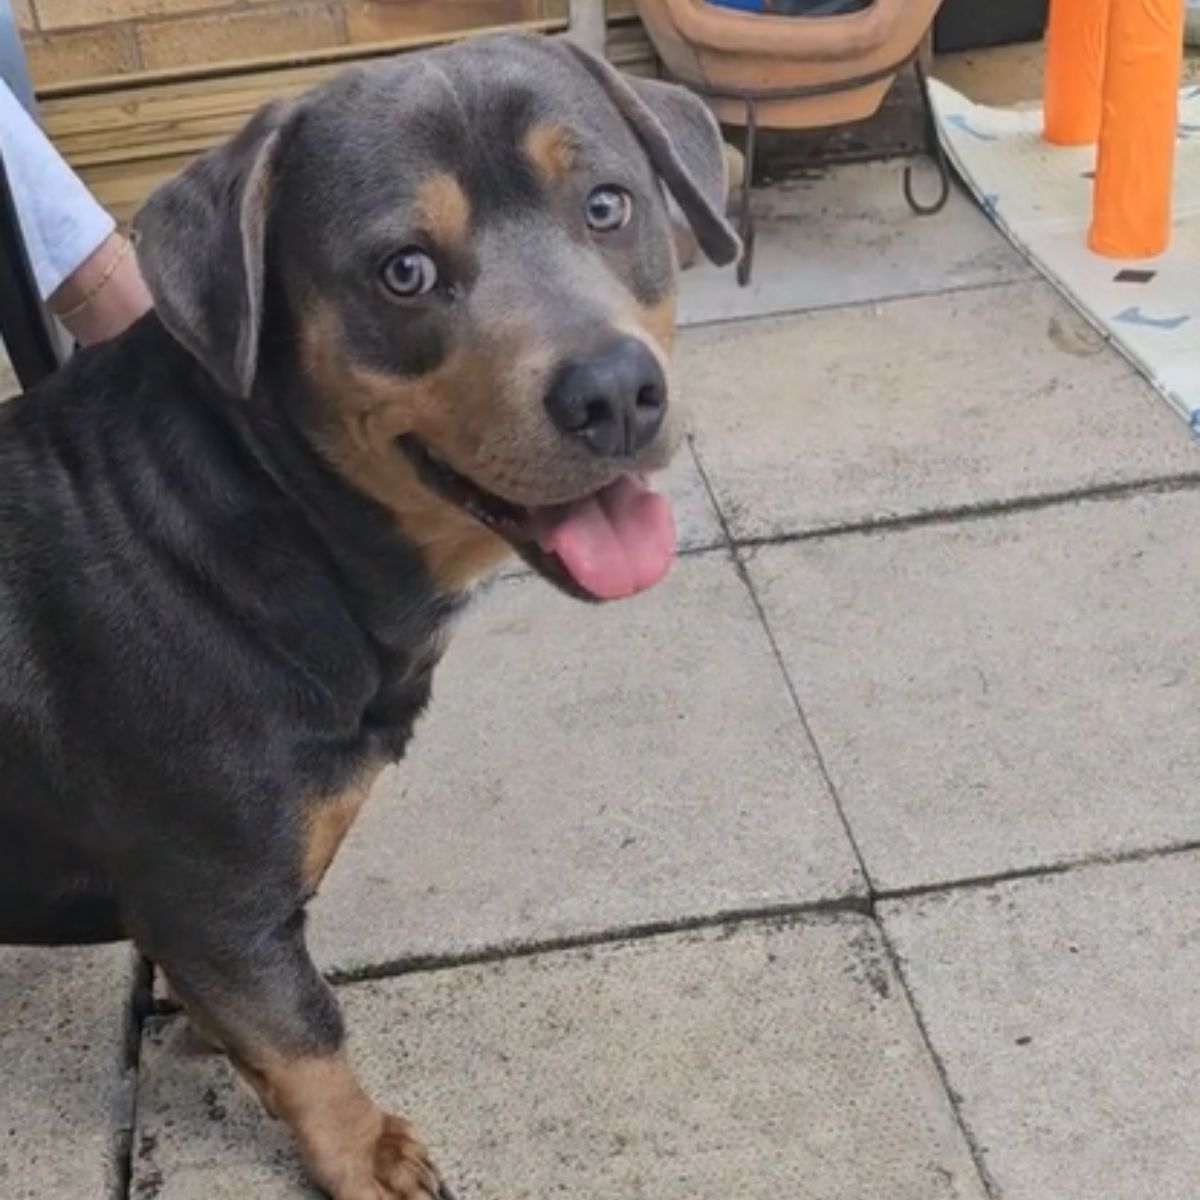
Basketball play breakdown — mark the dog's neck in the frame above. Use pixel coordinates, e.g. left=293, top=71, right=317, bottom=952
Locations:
left=70, top=315, right=468, bottom=755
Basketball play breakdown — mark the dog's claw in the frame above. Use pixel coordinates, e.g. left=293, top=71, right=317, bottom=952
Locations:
left=437, top=1183, right=459, bottom=1200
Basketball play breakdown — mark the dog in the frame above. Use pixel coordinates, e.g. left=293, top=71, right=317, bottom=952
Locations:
left=0, top=34, right=737, bottom=1199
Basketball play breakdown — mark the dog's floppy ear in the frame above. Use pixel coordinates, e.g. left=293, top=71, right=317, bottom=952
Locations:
left=133, top=100, right=297, bottom=398
left=560, top=43, right=741, bottom=267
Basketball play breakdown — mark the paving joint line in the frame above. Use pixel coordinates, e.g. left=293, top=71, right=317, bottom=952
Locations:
left=731, top=549, right=878, bottom=894
left=322, top=895, right=873, bottom=986
left=140, top=897, right=871, bottom=1012
left=113, top=952, right=154, bottom=1200
left=688, top=436, right=877, bottom=896
left=876, top=925, right=1001, bottom=1198
left=875, top=837, right=1200, bottom=904
left=682, top=434, right=735, bottom=559
left=731, top=469, right=1200, bottom=552
left=678, top=273, right=1032, bottom=334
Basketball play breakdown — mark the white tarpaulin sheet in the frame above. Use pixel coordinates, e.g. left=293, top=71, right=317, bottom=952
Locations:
left=929, top=77, right=1200, bottom=433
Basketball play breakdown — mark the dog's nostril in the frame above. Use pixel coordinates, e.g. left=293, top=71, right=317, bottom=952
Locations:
left=636, top=382, right=664, bottom=411
left=583, top=397, right=611, bottom=430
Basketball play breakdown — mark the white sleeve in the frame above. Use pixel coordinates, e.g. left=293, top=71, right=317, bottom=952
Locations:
left=0, top=81, right=114, bottom=301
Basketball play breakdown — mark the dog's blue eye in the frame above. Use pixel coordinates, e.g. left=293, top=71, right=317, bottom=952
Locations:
left=585, top=186, right=632, bottom=233
left=380, top=248, right=438, bottom=298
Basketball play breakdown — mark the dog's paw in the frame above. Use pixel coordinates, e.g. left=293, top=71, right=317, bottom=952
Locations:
left=370, top=1115, right=455, bottom=1200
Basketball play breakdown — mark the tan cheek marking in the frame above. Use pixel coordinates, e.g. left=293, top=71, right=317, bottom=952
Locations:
left=300, top=765, right=384, bottom=893
left=635, top=293, right=679, bottom=358
left=523, top=121, right=578, bottom=186
left=612, top=292, right=679, bottom=370
left=615, top=293, right=684, bottom=466
left=300, top=311, right=512, bottom=595
left=235, top=1050, right=440, bottom=1198
left=413, top=170, right=471, bottom=245
left=404, top=509, right=514, bottom=594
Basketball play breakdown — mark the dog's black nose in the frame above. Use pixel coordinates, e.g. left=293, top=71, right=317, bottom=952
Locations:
left=544, top=338, right=667, bottom=459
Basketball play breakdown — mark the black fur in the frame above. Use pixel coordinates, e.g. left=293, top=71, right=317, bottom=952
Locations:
left=0, top=316, right=451, bottom=948
left=0, top=33, right=738, bottom=1192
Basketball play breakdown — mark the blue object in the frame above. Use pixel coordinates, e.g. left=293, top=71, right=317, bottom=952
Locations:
left=1114, top=306, right=1192, bottom=333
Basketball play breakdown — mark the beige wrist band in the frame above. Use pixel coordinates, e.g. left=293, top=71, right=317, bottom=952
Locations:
left=54, top=236, right=134, bottom=320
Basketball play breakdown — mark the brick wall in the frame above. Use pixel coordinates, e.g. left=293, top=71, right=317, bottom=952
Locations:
left=18, top=0, right=566, bottom=89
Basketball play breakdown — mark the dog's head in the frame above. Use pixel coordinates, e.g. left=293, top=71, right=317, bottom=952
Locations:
left=133, top=35, right=739, bottom=602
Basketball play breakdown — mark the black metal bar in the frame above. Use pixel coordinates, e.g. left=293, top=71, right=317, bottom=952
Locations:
left=902, top=56, right=952, bottom=216
left=736, top=95, right=758, bottom=287
left=0, top=149, right=61, bottom=391
left=678, top=45, right=941, bottom=283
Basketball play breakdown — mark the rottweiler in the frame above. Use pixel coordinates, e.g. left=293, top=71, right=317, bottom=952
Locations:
left=0, top=34, right=737, bottom=1200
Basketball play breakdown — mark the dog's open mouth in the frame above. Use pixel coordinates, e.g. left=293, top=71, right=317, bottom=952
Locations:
left=400, top=436, right=676, bottom=601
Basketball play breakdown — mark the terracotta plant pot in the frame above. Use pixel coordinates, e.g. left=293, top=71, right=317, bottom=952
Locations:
left=634, top=0, right=946, bottom=128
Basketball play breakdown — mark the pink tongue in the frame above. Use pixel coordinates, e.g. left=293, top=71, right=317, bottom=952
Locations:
left=538, top=475, right=676, bottom=600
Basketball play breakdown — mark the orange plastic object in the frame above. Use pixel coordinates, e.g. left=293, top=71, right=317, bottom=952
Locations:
left=1089, top=0, right=1183, bottom=258
left=1043, top=0, right=1109, bottom=145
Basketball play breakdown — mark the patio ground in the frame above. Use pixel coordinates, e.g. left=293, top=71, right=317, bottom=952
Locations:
left=3, top=159, right=1199, bottom=1200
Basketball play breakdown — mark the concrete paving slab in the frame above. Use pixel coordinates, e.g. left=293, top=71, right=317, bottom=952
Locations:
left=310, top=554, right=864, bottom=972
left=882, top=853, right=1200, bottom=1200
left=0, top=943, right=137, bottom=1200
left=682, top=280, right=1199, bottom=542
left=132, top=916, right=986, bottom=1200
left=677, top=163, right=1032, bottom=328
left=748, top=489, right=1200, bottom=891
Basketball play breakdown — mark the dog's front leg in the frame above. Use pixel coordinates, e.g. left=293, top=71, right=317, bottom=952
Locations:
left=137, top=903, right=450, bottom=1200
